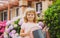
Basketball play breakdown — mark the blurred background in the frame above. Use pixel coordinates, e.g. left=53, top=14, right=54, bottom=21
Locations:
left=0, top=0, right=60, bottom=38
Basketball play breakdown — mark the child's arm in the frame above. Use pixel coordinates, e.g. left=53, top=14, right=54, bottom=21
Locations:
left=20, top=29, right=26, bottom=37
left=45, top=27, right=50, bottom=38
left=46, top=31, right=50, bottom=38
left=20, top=29, right=30, bottom=37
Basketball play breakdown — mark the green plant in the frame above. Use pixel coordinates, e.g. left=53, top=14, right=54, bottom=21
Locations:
left=44, top=2, right=60, bottom=38
left=14, top=19, right=21, bottom=34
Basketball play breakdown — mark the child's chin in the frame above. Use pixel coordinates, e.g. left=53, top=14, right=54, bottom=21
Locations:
left=30, top=19, right=33, bottom=21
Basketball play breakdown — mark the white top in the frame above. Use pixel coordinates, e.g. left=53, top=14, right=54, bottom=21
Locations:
left=21, top=22, right=41, bottom=38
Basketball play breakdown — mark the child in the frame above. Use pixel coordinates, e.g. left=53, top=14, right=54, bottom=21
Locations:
left=20, top=8, right=41, bottom=38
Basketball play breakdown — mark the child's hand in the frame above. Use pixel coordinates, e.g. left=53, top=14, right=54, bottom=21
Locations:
left=42, top=26, right=49, bottom=32
left=20, top=29, right=30, bottom=37
left=26, top=31, right=31, bottom=36
left=45, top=27, right=49, bottom=32
left=42, top=26, right=47, bottom=32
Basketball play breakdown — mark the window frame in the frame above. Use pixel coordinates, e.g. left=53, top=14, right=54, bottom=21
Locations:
left=1, top=10, right=8, bottom=21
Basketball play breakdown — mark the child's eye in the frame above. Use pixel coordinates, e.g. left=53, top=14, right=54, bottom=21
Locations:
left=27, top=14, right=34, bottom=16
left=31, top=14, right=34, bottom=16
left=28, top=14, right=30, bottom=16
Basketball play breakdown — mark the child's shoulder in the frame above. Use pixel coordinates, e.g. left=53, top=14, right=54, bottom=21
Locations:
left=21, top=23, right=27, bottom=28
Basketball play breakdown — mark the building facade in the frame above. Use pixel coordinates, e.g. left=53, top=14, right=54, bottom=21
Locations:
left=0, top=0, right=53, bottom=21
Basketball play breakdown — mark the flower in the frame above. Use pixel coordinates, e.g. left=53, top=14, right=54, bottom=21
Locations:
left=5, top=25, right=14, bottom=33
left=8, top=25, right=14, bottom=30
left=38, top=22, right=44, bottom=29
left=6, top=21, right=11, bottom=26
left=11, top=30, right=16, bottom=34
left=36, top=11, right=40, bottom=14
left=9, top=32, right=12, bottom=37
left=6, top=28, right=10, bottom=33
left=11, top=16, right=20, bottom=22
left=9, top=30, right=16, bottom=37
left=14, top=24, right=18, bottom=28
left=15, top=33, right=19, bottom=37
left=4, top=32, right=8, bottom=38
left=18, top=18, right=24, bottom=25
left=9, top=32, right=14, bottom=37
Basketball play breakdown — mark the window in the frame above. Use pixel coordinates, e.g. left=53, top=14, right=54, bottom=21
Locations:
left=10, top=9, right=12, bottom=20
left=36, top=2, right=42, bottom=17
left=1, top=11, right=7, bottom=21
left=1, top=12, right=3, bottom=21
left=36, top=2, right=42, bottom=13
left=16, top=8, right=19, bottom=16
left=4, top=12, right=7, bottom=20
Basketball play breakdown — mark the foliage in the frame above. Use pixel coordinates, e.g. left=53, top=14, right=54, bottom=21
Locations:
left=44, top=2, right=60, bottom=38
left=14, top=19, right=21, bottom=34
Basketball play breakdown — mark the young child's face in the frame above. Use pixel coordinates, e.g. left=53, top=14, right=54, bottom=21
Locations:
left=27, top=12, right=35, bottom=22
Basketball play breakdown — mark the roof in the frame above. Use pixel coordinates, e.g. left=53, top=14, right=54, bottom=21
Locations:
left=0, top=0, right=19, bottom=11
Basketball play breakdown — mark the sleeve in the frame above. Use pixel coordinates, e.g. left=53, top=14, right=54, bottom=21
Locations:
left=21, top=23, right=25, bottom=29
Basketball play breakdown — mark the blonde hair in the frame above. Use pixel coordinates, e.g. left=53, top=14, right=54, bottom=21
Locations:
left=24, top=8, right=37, bottom=23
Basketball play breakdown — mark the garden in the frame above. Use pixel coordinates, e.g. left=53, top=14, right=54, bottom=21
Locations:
left=5, top=0, right=60, bottom=38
